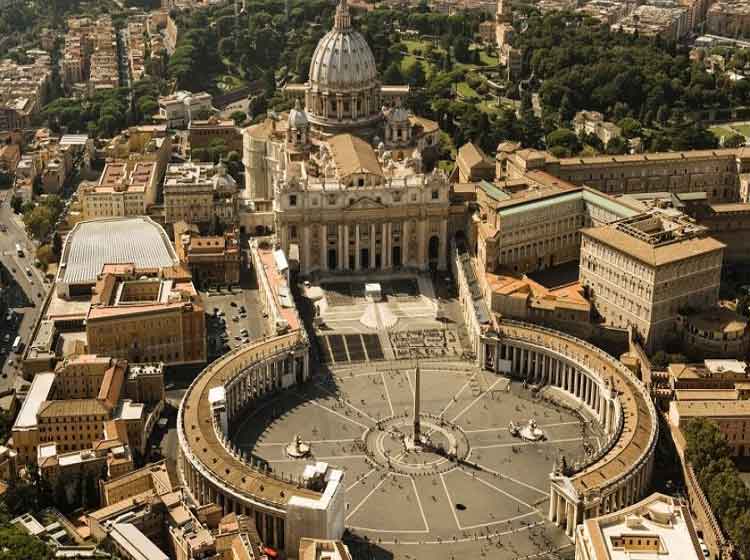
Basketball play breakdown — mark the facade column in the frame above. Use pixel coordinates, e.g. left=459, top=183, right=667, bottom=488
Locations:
left=417, top=220, right=426, bottom=269
left=344, top=224, right=349, bottom=270
left=337, top=224, right=344, bottom=270
left=320, top=223, right=327, bottom=271
left=402, top=220, right=409, bottom=266
left=438, top=218, right=448, bottom=269
left=370, top=223, right=376, bottom=268
left=303, top=225, right=311, bottom=274
left=355, top=224, right=361, bottom=271
left=382, top=222, right=389, bottom=269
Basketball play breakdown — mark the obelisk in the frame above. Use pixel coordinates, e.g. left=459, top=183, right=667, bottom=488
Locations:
left=413, top=364, right=421, bottom=443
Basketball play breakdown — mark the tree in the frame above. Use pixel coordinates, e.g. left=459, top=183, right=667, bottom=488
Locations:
left=650, top=350, right=687, bottom=369
left=51, top=232, right=62, bottom=259
left=656, top=106, right=670, bottom=126
left=404, top=60, right=426, bottom=87
left=192, top=147, right=209, bottom=162
left=383, top=62, right=404, bottom=85
left=549, top=145, right=572, bottom=158
left=605, top=136, right=629, bottom=155
left=23, top=205, right=54, bottom=241
left=730, top=511, right=750, bottom=560
left=546, top=128, right=580, bottom=154
left=736, top=293, right=750, bottom=318
left=0, top=525, right=53, bottom=560
left=617, top=117, right=642, bottom=139
left=723, top=132, right=746, bottom=148
left=136, top=96, right=158, bottom=122
left=558, top=93, right=575, bottom=123
left=35, top=245, right=54, bottom=271
left=684, top=418, right=732, bottom=475
left=452, top=36, right=471, bottom=64
left=230, top=111, right=247, bottom=126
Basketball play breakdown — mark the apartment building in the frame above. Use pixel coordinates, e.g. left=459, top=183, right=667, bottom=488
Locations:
left=579, top=211, right=724, bottom=350
left=37, top=439, right=134, bottom=486
left=11, top=355, right=165, bottom=464
left=62, top=16, right=119, bottom=96
left=173, top=222, right=241, bottom=288
left=89, top=16, right=119, bottom=94
left=573, top=111, right=622, bottom=146
left=188, top=117, right=242, bottom=152
left=81, top=160, right=159, bottom=219
left=612, top=4, right=690, bottom=40
left=156, top=91, right=212, bottom=129
left=0, top=53, right=52, bottom=131
left=503, top=146, right=750, bottom=203
left=706, top=0, right=750, bottom=37
left=163, top=162, right=239, bottom=227
left=85, top=264, right=207, bottom=366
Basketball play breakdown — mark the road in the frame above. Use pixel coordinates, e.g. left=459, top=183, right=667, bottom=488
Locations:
left=0, top=189, right=50, bottom=392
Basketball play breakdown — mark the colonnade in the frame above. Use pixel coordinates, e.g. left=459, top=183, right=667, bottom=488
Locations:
left=178, top=336, right=310, bottom=553
left=491, top=342, right=619, bottom=433
left=180, top=455, right=287, bottom=550
left=480, top=323, right=658, bottom=539
left=224, top=350, right=308, bottom=426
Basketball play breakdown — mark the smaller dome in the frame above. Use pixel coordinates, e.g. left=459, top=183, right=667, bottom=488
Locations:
left=288, top=99, right=308, bottom=129
left=386, top=106, right=410, bottom=124
left=213, top=163, right=237, bottom=190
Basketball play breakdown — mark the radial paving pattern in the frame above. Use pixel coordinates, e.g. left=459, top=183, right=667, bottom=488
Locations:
left=233, top=365, right=603, bottom=559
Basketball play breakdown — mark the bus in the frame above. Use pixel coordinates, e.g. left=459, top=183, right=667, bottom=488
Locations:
left=15, top=243, right=23, bottom=257
left=11, top=336, right=21, bottom=353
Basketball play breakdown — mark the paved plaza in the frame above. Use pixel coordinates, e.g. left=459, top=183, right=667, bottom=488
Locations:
left=230, top=276, right=600, bottom=558
left=233, top=364, right=601, bottom=559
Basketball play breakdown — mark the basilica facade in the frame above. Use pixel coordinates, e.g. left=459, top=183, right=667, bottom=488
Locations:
left=242, top=0, right=451, bottom=275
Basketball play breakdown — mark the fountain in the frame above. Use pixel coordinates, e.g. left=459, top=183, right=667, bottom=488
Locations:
left=285, top=433, right=311, bottom=458
left=509, top=419, right=545, bottom=441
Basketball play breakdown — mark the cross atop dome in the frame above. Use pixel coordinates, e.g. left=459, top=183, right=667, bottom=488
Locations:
left=334, top=0, right=351, bottom=31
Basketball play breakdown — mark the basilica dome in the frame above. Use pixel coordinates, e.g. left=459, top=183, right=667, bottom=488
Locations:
left=308, top=0, right=378, bottom=92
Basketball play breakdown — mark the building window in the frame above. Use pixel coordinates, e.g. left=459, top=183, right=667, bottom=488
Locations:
left=432, top=190, right=439, bottom=200
left=289, top=195, right=297, bottom=207
left=290, top=225, right=298, bottom=240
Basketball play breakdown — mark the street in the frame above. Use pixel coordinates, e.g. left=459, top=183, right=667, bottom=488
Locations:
left=0, top=189, right=50, bottom=393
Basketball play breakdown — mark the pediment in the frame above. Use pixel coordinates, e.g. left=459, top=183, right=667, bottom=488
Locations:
left=347, top=196, right=387, bottom=210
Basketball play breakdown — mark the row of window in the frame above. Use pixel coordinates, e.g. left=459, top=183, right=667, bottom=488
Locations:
left=288, top=189, right=440, bottom=208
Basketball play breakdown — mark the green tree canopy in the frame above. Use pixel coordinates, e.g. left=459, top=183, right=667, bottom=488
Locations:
left=546, top=128, right=580, bottom=153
